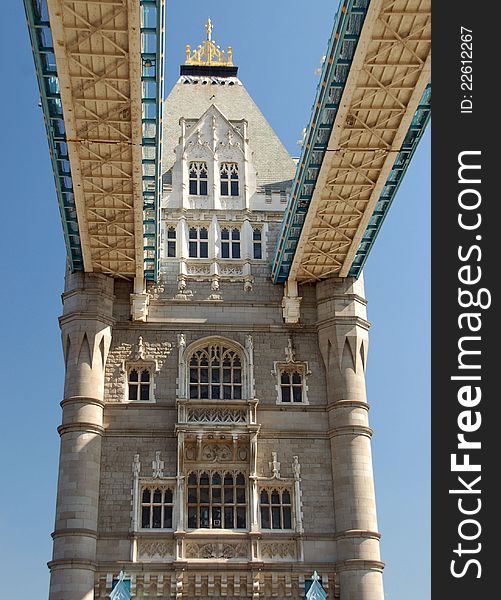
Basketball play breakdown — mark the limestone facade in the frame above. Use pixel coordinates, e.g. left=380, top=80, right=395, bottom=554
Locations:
left=48, top=61, right=384, bottom=600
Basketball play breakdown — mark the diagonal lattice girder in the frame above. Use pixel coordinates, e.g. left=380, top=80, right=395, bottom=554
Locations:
left=24, top=0, right=164, bottom=280
left=272, top=0, right=431, bottom=284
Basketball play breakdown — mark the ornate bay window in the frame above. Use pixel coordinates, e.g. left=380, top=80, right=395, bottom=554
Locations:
left=220, top=162, right=239, bottom=196
left=189, top=343, right=242, bottom=400
left=187, top=470, right=247, bottom=530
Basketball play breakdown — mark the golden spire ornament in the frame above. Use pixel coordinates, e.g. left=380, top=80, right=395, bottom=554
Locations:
left=185, top=18, right=233, bottom=66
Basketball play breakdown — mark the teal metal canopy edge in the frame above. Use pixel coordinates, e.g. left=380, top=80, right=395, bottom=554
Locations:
left=23, top=0, right=83, bottom=272
left=23, top=0, right=165, bottom=281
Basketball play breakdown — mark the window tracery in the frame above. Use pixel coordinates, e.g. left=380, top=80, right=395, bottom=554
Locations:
left=189, top=343, right=242, bottom=400
left=187, top=470, right=247, bottom=529
left=189, top=161, right=208, bottom=195
left=220, top=162, right=239, bottom=196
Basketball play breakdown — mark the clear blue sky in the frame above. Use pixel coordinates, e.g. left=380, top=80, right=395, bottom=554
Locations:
left=0, top=1, right=429, bottom=598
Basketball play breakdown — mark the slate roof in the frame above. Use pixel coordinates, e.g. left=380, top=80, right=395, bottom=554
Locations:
left=161, top=74, right=296, bottom=187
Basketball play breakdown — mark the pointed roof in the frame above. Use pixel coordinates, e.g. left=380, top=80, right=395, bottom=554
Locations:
left=162, top=22, right=296, bottom=188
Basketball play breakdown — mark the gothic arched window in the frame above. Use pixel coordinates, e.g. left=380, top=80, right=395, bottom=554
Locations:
left=189, top=343, right=242, bottom=400
left=220, top=162, right=239, bottom=196
left=187, top=471, right=247, bottom=529
left=189, top=161, right=208, bottom=195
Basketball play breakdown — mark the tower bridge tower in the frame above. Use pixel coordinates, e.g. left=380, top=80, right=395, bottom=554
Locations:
left=48, top=21, right=384, bottom=600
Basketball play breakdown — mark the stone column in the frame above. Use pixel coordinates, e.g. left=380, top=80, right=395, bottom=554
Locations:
left=48, top=272, right=114, bottom=600
left=317, top=276, right=384, bottom=600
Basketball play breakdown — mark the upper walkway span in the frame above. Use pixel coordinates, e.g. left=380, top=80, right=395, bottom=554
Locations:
left=271, top=0, right=431, bottom=285
left=24, top=0, right=164, bottom=282
left=25, top=0, right=430, bottom=302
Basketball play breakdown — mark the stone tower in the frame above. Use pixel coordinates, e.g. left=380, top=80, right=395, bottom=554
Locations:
left=48, top=22, right=384, bottom=600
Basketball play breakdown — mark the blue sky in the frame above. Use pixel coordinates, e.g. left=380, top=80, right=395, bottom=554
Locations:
left=0, top=1, right=429, bottom=598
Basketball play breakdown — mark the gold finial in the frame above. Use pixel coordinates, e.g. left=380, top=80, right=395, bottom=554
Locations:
left=185, top=18, right=233, bottom=67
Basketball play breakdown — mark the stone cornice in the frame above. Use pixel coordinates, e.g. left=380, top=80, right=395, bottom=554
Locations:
left=57, top=422, right=105, bottom=436
left=316, top=315, right=371, bottom=331
left=332, top=529, right=381, bottom=541
left=328, top=425, right=373, bottom=439
left=52, top=528, right=98, bottom=540
left=335, top=558, right=385, bottom=573
left=58, top=312, right=115, bottom=328
left=61, top=397, right=105, bottom=409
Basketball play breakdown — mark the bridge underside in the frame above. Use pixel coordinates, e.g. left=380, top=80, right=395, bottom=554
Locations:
left=272, top=0, right=431, bottom=284
left=25, top=0, right=163, bottom=280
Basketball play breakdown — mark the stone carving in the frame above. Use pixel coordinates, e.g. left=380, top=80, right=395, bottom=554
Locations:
left=184, top=443, right=197, bottom=461
left=178, top=333, right=186, bottom=348
left=132, top=454, right=141, bottom=476
left=152, top=451, right=164, bottom=478
left=137, top=336, right=146, bottom=360
left=260, top=542, right=296, bottom=559
left=138, top=541, right=175, bottom=559
left=269, top=451, right=281, bottom=478
left=187, top=263, right=211, bottom=275
left=185, top=541, right=247, bottom=559
left=285, top=336, right=296, bottom=362
left=202, top=443, right=232, bottom=462
left=187, top=407, right=247, bottom=424
left=220, top=264, right=244, bottom=276
left=292, top=455, right=301, bottom=480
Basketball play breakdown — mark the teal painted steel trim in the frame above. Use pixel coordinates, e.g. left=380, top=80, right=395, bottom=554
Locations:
left=140, top=0, right=164, bottom=282
left=23, top=0, right=83, bottom=271
left=348, top=82, right=431, bottom=277
left=24, top=0, right=165, bottom=281
left=271, top=0, right=370, bottom=284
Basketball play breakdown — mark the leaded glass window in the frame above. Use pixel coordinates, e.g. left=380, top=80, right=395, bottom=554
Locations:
left=141, top=486, right=173, bottom=529
left=189, top=161, right=208, bottom=195
left=187, top=471, right=246, bottom=529
left=220, top=162, right=239, bottom=196
left=221, top=227, right=241, bottom=259
left=188, top=226, right=209, bottom=258
left=189, top=344, right=242, bottom=400
left=279, top=370, right=303, bottom=403
left=260, top=488, right=292, bottom=529
left=128, top=368, right=151, bottom=401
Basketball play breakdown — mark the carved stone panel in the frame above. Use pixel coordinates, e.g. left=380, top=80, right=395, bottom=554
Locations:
left=185, top=541, right=248, bottom=559
left=137, top=540, right=175, bottom=561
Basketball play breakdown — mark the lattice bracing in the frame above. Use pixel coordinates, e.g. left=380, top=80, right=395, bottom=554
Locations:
left=24, top=0, right=164, bottom=280
left=273, top=0, right=431, bottom=283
